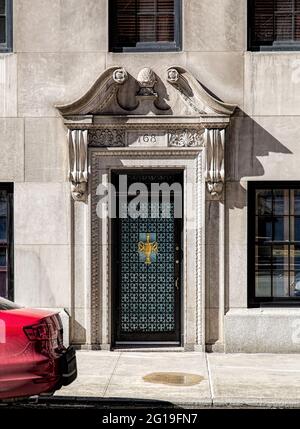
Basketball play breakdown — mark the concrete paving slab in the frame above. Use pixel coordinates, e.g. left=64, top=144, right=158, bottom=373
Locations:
left=103, top=387, right=212, bottom=407
left=57, top=351, right=211, bottom=404
left=56, top=351, right=120, bottom=398
left=208, top=353, right=300, bottom=402
left=74, top=350, right=121, bottom=375
left=105, top=352, right=211, bottom=402
left=58, top=377, right=109, bottom=398
left=55, top=351, right=300, bottom=407
left=112, top=352, right=207, bottom=376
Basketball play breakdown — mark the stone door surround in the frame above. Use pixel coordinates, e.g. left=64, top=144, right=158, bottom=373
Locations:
left=55, top=66, right=236, bottom=350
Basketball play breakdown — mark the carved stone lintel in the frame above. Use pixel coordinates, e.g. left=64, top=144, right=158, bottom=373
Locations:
left=88, top=128, right=126, bottom=147
left=204, top=128, right=225, bottom=198
left=168, top=128, right=205, bottom=147
left=66, top=125, right=226, bottom=201
left=68, top=129, right=88, bottom=202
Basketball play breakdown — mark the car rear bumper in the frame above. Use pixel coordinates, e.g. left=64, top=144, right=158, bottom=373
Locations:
left=0, top=347, right=77, bottom=399
left=58, top=346, right=77, bottom=387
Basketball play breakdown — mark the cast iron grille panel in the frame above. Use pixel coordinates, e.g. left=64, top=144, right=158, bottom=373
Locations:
left=119, top=200, right=175, bottom=333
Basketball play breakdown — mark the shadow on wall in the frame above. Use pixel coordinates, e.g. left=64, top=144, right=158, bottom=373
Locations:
left=109, top=72, right=172, bottom=115
left=226, top=109, right=292, bottom=210
left=206, top=108, right=292, bottom=349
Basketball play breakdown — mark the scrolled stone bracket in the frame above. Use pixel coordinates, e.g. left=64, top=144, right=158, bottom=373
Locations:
left=204, top=128, right=225, bottom=198
left=68, top=129, right=88, bottom=202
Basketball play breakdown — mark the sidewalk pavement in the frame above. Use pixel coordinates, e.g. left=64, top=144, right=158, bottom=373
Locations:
left=56, top=351, right=300, bottom=408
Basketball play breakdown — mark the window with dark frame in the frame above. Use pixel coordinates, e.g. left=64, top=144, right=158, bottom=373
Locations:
left=109, top=0, right=181, bottom=52
left=248, top=183, right=300, bottom=307
left=0, top=184, right=13, bottom=301
left=0, top=0, right=12, bottom=52
left=249, top=0, right=300, bottom=51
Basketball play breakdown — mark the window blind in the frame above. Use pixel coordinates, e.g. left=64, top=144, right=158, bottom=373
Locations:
left=110, top=0, right=179, bottom=51
left=251, top=0, right=300, bottom=48
left=0, top=0, right=6, bottom=44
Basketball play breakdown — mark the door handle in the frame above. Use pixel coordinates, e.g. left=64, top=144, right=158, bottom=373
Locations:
left=175, top=277, right=179, bottom=290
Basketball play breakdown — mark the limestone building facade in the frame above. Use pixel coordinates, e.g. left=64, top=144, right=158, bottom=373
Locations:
left=1, top=0, right=300, bottom=352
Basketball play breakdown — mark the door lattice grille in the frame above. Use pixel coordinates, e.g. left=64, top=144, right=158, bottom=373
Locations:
left=120, top=201, right=176, bottom=333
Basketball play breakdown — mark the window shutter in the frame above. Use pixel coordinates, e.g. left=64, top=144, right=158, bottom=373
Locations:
left=110, top=0, right=177, bottom=51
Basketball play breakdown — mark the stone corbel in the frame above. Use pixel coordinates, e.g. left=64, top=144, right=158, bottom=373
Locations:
left=68, top=129, right=88, bottom=202
left=204, top=128, right=225, bottom=198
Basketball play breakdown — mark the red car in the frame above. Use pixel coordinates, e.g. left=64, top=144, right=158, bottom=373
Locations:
left=0, top=297, right=77, bottom=400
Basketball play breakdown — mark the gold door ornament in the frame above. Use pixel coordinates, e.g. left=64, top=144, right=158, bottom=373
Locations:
left=138, top=233, right=158, bottom=265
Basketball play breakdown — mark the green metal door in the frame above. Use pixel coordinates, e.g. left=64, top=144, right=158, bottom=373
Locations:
left=112, top=172, right=182, bottom=345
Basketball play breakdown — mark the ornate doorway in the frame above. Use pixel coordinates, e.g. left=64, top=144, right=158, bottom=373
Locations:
left=112, top=171, right=182, bottom=345
left=55, top=65, right=236, bottom=350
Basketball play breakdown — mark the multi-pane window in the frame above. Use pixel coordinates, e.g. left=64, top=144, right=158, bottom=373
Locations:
left=109, top=0, right=181, bottom=52
left=249, top=0, right=300, bottom=50
left=0, top=185, right=13, bottom=301
left=0, top=0, right=12, bottom=52
left=249, top=183, right=300, bottom=306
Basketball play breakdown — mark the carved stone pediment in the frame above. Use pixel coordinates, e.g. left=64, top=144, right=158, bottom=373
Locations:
left=56, top=66, right=237, bottom=202
left=56, top=66, right=236, bottom=120
left=56, top=67, right=130, bottom=116
left=166, top=66, right=236, bottom=117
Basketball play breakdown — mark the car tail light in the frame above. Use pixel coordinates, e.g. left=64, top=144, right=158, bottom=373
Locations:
left=24, top=320, right=52, bottom=341
left=23, top=317, right=60, bottom=356
left=53, top=314, right=64, bottom=349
